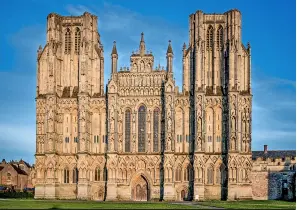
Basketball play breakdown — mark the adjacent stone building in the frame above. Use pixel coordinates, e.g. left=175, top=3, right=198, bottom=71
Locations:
left=0, top=159, right=34, bottom=190
left=251, top=145, right=295, bottom=200
left=34, top=9, right=254, bottom=201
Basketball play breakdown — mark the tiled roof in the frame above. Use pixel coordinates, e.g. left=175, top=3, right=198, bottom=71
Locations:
left=10, top=164, right=27, bottom=175
left=252, top=150, right=296, bottom=160
left=19, top=159, right=31, bottom=168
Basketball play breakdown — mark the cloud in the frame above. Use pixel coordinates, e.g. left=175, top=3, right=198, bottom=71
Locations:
left=65, top=2, right=187, bottom=89
left=252, top=72, right=295, bottom=150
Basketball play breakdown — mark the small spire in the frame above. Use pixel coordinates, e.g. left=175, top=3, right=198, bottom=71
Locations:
left=112, top=41, right=117, bottom=55
left=167, top=40, right=173, bottom=54
left=141, top=32, right=144, bottom=42
left=139, top=32, right=145, bottom=56
left=183, top=42, right=186, bottom=50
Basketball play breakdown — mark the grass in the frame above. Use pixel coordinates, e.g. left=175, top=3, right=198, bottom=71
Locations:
left=0, top=199, right=295, bottom=209
left=197, top=200, right=296, bottom=209
left=0, top=199, right=203, bottom=209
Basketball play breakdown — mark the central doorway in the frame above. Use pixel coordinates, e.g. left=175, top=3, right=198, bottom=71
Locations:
left=131, top=175, right=149, bottom=201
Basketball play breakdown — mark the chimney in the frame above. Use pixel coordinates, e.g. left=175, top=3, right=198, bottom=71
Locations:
left=264, top=145, right=268, bottom=154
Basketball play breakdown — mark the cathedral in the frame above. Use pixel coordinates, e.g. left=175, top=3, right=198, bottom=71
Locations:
left=35, top=9, right=253, bottom=201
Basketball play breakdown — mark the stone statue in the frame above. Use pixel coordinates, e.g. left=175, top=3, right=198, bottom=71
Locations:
left=168, top=118, right=172, bottom=131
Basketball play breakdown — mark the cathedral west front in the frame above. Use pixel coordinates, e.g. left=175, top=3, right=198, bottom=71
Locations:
left=35, top=9, right=253, bottom=201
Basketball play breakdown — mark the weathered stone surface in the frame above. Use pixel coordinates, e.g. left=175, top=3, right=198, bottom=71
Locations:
left=33, top=9, right=295, bottom=202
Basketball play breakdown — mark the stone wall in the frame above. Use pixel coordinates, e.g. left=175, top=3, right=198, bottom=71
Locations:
left=251, top=171, right=295, bottom=200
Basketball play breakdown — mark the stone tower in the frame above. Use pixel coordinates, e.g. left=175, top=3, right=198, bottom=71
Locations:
left=35, top=12, right=105, bottom=199
left=183, top=9, right=252, bottom=199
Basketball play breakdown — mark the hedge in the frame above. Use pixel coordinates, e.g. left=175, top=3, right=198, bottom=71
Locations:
left=0, top=191, right=34, bottom=199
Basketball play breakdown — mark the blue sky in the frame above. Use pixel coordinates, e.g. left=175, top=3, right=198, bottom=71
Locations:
left=0, top=0, right=295, bottom=164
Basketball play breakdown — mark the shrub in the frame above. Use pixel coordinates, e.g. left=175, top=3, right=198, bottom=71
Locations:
left=0, top=191, right=34, bottom=199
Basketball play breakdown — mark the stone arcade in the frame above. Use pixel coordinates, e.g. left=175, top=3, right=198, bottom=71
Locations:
left=35, top=9, right=253, bottom=200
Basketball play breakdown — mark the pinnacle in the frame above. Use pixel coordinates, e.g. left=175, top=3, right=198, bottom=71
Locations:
left=167, top=40, right=173, bottom=54
left=112, top=41, right=117, bottom=55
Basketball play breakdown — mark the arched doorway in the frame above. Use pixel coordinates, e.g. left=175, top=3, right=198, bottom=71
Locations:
left=131, top=175, right=149, bottom=201
left=181, top=190, right=186, bottom=201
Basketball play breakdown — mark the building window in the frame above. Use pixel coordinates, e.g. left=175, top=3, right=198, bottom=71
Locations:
left=184, top=167, right=188, bottom=181
left=95, top=168, right=101, bottom=181
left=7, top=173, right=11, bottom=181
left=216, top=168, right=220, bottom=184
left=74, top=137, right=78, bottom=143
left=207, top=25, right=213, bottom=50
left=65, top=137, right=69, bottom=143
left=65, top=28, right=71, bottom=54
left=125, top=110, right=131, bottom=152
left=138, top=105, right=146, bottom=152
left=64, top=168, right=69, bottom=183
left=175, top=167, right=182, bottom=181
left=153, top=108, right=159, bottom=152
left=217, top=25, right=223, bottom=50
left=75, top=27, right=81, bottom=54
left=73, top=168, right=78, bottom=183
left=207, top=167, right=213, bottom=184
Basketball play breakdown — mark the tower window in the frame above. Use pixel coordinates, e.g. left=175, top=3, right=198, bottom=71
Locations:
left=125, top=110, right=131, bottom=152
left=65, top=28, right=71, bottom=54
left=207, top=25, right=214, bottom=50
left=217, top=25, right=223, bottom=50
left=75, top=27, right=81, bottom=54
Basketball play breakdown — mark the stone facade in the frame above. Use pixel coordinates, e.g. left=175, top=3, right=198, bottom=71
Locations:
left=251, top=145, right=296, bottom=200
left=34, top=10, right=254, bottom=201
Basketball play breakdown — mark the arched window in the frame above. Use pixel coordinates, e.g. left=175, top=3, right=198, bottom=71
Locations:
left=187, top=164, right=193, bottom=182
left=64, top=168, right=69, bottom=183
left=65, top=28, right=71, bottom=54
left=73, top=168, right=78, bottom=183
left=140, top=61, right=145, bottom=72
left=138, top=105, right=146, bottom=152
left=216, top=168, right=220, bottom=184
left=75, top=27, right=81, bottom=54
left=153, top=108, right=159, bottom=152
left=207, top=167, right=213, bottom=184
left=103, top=168, right=107, bottom=181
left=207, top=26, right=214, bottom=50
left=7, top=173, right=11, bottom=181
left=184, top=164, right=191, bottom=181
left=95, top=168, right=101, bottom=181
left=125, top=110, right=131, bottom=152
left=217, top=25, right=223, bottom=50
left=175, top=166, right=182, bottom=181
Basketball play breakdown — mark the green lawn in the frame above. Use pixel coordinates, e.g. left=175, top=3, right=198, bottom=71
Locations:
left=0, top=199, right=295, bottom=209
left=197, top=200, right=296, bottom=209
left=0, top=200, right=202, bottom=209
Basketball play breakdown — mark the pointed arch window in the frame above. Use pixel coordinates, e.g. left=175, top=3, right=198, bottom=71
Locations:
left=65, top=28, right=71, bottom=54
left=153, top=108, right=159, bottom=152
left=64, top=168, right=69, bottom=183
left=217, top=25, right=223, bottom=50
left=216, top=168, right=220, bottom=184
left=95, top=168, right=101, bottom=181
left=175, top=166, right=182, bottom=181
left=207, top=26, right=214, bottom=50
left=73, top=168, right=78, bottom=183
left=207, top=167, right=213, bottom=184
left=138, top=105, right=146, bottom=152
left=7, top=173, right=11, bottom=181
left=125, top=110, right=131, bottom=152
left=75, top=27, right=81, bottom=54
